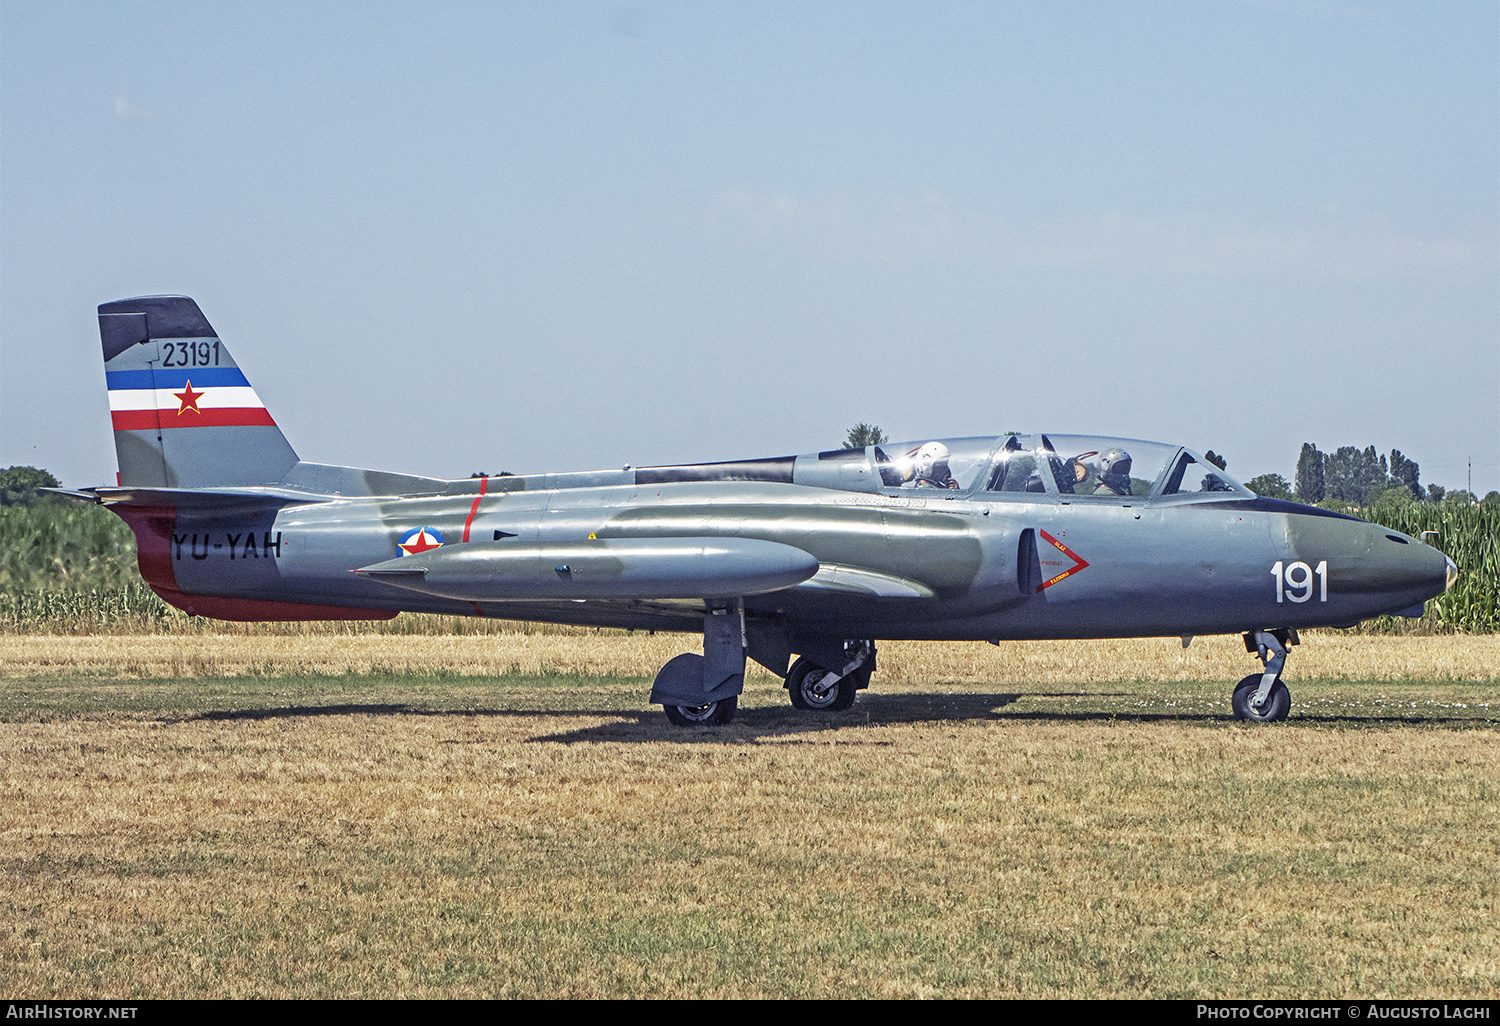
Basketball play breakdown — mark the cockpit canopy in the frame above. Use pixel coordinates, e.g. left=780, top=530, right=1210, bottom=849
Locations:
left=634, top=434, right=1253, bottom=502
left=789, top=434, right=1252, bottom=501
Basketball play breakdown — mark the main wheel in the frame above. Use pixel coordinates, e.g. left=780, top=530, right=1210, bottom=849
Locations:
left=786, top=656, right=857, bottom=711
left=1232, top=673, right=1290, bottom=722
left=663, top=695, right=738, bottom=727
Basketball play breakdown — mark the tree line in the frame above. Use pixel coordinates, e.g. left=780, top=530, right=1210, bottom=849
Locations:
left=1280, top=443, right=1494, bottom=509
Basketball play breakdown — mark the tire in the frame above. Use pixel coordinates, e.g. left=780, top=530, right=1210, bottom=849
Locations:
left=1231, top=673, right=1290, bottom=723
left=786, top=656, right=857, bottom=711
left=663, top=695, right=738, bottom=727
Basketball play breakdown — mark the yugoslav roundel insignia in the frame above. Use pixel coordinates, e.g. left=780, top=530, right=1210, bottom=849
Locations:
left=398, top=527, right=444, bottom=555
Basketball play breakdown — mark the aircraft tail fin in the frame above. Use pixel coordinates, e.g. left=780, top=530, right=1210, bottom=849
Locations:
left=99, top=296, right=300, bottom=488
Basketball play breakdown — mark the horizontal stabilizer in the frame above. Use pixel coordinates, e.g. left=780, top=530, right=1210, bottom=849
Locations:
left=40, top=487, right=105, bottom=502
left=356, top=537, right=819, bottom=601
left=69, top=484, right=333, bottom=511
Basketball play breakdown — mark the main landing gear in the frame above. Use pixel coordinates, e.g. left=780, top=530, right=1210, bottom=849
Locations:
left=650, top=611, right=878, bottom=727
left=662, top=695, right=739, bottom=727
left=650, top=606, right=747, bottom=728
left=785, top=640, right=875, bottom=711
left=1233, top=629, right=1298, bottom=723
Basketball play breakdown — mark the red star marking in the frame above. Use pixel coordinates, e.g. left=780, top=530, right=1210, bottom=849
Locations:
left=174, top=381, right=205, bottom=416
left=1037, top=529, right=1090, bottom=591
left=399, top=531, right=442, bottom=555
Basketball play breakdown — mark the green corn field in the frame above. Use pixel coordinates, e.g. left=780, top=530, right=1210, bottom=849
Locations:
left=0, top=500, right=142, bottom=593
left=1358, top=502, right=1499, bottom=634
left=2, top=498, right=1495, bottom=635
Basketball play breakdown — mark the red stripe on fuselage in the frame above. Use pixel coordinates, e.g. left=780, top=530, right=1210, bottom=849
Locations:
left=111, top=408, right=277, bottom=430
left=462, top=475, right=489, bottom=543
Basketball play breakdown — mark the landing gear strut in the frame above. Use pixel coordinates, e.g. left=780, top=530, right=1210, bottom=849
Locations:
left=785, top=640, right=874, bottom=712
left=651, top=605, right=746, bottom=727
left=1234, top=629, right=1297, bottom=723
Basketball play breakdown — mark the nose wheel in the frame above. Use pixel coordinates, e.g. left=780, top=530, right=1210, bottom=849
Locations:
left=1232, top=673, right=1290, bottom=722
left=1234, top=629, right=1297, bottom=722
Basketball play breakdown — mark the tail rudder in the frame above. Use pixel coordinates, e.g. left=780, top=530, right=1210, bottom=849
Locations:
left=100, top=296, right=299, bottom=488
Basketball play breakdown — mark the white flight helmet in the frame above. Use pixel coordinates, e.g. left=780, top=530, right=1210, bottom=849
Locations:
left=908, top=441, right=950, bottom=480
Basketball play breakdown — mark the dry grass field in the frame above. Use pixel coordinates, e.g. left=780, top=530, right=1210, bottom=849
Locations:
left=2, top=632, right=1497, bottom=998
left=4, top=630, right=1497, bottom=686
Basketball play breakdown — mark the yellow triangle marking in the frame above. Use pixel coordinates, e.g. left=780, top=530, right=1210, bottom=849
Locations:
left=587, top=531, right=596, bottom=539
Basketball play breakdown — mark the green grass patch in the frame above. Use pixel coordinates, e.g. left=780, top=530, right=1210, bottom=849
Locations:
left=4, top=672, right=1495, bottom=727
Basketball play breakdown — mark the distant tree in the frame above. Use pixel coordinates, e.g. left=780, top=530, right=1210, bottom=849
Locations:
left=1323, top=445, right=1388, bottom=505
left=0, top=466, right=60, bottom=506
left=1483, top=491, right=1499, bottom=507
left=1203, top=450, right=1227, bottom=471
left=1445, top=489, right=1476, bottom=506
left=1427, top=483, right=1446, bottom=503
left=1389, top=449, right=1421, bottom=500
left=1322, top=447, right=1356, bottom=503
left=1361, top=446, right=1389, bottom=504
left=1245, top=473, right=1292, bottom=500
left=1295, top=443, right=1324, bottom=503
left=843, top=423, right=888, bottom=449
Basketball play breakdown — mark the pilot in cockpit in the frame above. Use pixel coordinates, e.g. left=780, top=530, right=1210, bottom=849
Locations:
left=1064, top=451, right=1100, bottom=493
left=897, top=442, right=960, bottom=489
left=1092, top=448, right=1133, bottom=496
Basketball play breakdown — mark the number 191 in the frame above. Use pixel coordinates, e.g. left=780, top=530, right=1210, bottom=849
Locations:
left=1271, top=560, right=1327, bottom=603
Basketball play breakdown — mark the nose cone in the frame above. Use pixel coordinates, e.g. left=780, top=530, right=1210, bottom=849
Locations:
left=1346, top=527, right=1455, bottom=615
left=1289, top=516, right=1454, bottom=618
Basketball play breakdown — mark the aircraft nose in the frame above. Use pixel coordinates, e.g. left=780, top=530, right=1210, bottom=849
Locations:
left=1359, top=527, right=1455, bottom=609
left=1289, top=517, right=1453, bottom=615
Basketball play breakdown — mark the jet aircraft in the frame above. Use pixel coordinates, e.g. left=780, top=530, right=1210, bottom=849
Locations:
left=71, top=296, right=1457, bottom=727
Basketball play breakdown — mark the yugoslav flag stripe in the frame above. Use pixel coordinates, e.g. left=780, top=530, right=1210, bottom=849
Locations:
left=112, top=408, right=278, bottom=430
left=106, top=368, right=250, bottom=390
left=108, top=386, right=267, bottom=412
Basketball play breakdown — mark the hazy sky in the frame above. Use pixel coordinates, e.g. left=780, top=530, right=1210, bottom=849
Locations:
left=3, top=1, right=1496, bottom=495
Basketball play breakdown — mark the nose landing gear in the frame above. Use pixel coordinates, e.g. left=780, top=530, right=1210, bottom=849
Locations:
left=1234, top=629, right=1298, bottom=723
